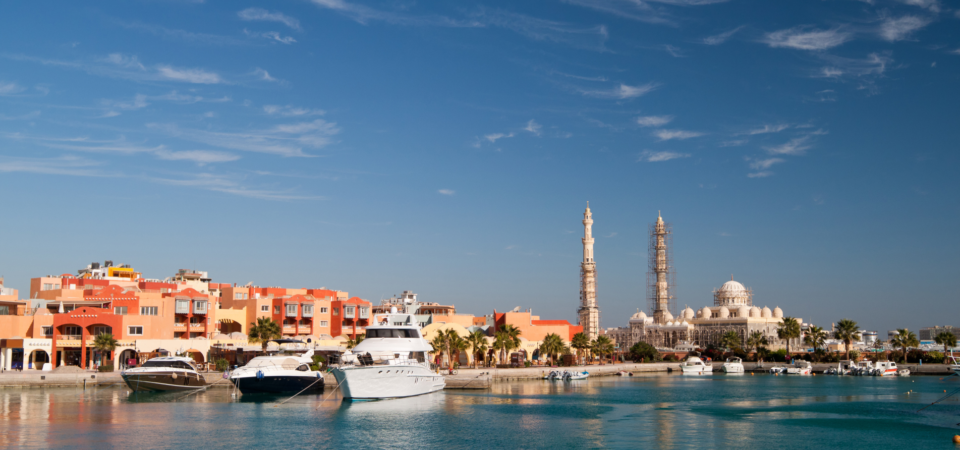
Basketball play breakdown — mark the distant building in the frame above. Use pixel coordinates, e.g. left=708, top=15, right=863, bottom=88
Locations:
left=920, top=326, right=959, bottom=341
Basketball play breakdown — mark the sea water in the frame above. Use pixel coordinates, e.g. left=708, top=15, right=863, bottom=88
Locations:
left=1, top=373, right=958, bottom=449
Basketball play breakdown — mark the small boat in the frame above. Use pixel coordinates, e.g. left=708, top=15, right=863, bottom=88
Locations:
left=680, top=356, right=712, bottom=375
left=852, top=360, right=875, bottom=376
left=563, top=371, right=589, bottom=381
left=721, top=357, right=744, bottom=374
left=874, top=361, right=898, bottom=377
left=616, top=370, right=633, bottom=377
left=898, top=368, right=910, bottom=376
left=229, top=340, right=324, bottom=394
left=122, top=356, right=207, bottom=392
left=947, top=353, right=960, bottom=376
left=785, top=360, right=812, bottom=375
left=544, top=370, right=562, bottom=380
left=768, top=366, right=787, bottom=374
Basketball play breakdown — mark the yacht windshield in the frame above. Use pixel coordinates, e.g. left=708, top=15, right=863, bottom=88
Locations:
left=366, top=329, right=418, bottom=338
left=142, top=360, right=195, bottom=370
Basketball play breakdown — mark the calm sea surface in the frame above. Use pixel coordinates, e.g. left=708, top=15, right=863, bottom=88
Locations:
left=1, top=373, right=959, bottom=449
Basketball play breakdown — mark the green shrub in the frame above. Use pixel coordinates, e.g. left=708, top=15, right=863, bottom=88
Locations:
left=97, top=365, right=114, bottom=373
left=524, top=361, right=531, bottom=368
left=848, top=350, right=861, bottom=361
left=629, top=342, right=661, bottom=362
left=215, top=358, right=230, bottom=372
left=663, top=354, right=678, bottom=362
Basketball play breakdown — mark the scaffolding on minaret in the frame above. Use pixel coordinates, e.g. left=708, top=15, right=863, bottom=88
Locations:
left=578, top=202, right=600, bottom=339
left=647, top=212, right=676, bottom=324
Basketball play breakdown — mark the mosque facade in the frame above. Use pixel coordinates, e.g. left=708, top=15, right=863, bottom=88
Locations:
left=605, top=213, right=801, bottom=352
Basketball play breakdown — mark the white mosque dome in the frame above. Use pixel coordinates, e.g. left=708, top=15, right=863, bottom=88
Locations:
left=629, top=309, right=647, bottom=323
left=719, top=306, right=730, bottom=319
left=683, top=307, right=695, bottom=320
left=700, top=307, right=711, bottom=318
left=762, top=307, right=772, bottom=318
left=719, top=280, right=747, bottom=294
left=750, top=306, right=761, bottom=318
left=773, top=306, right=784, bottom=318
left=664, top=311, right=674, bottom=322
left=666, top=321, right=674, bottom=326
left=680, top=319, right=689, bottom=326
left=738, top=305, right=750, bottom=318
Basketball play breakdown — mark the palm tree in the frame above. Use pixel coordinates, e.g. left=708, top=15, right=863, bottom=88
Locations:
left=834, top=319, right=861, bottom=361
left=571, top=332, right=591, bottom=366
left=746, top=331, right=768, bottom=358
left=466, top=330, right=488, bottom=368
left=891, top=328, right=919, bottom=363
left=934, top=331, right=957, bottom=354
left=492, top=332, right=507, bottom=366
left=445, top=329, right=467, bottom=368
left=804, top=326, right=828, bottom=362
left=592, top=336, right=614, bottom=364
left=499, top=324, right=522, bottom=361
left=719, top=330, right=740, bottom=352
left=776, top=317, right=802, bottom=357
left=248, top=317, right=281, bottom=352
left=540, top=333, right=565, bottom=365
left=92, top=333, right=118, bottom=368
left=430, top=333, right=448, bottom=367
left=346, top=333, right=366, bottom=350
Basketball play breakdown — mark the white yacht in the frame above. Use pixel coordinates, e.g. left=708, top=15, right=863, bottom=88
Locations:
left=785, top=360, right=812, bottom=375
left=121, top=356, right=207, bottom=392
left=679, top=356, right=712, bottom=375
left=229, top=340, right=324, bottom=394
left=947, top=353, right=960, bottom=376
left=721, top=357, right=744, bottom=374
left=331, top=308, right=444, bottom=400
left=853, top=360, right=875, bottom=376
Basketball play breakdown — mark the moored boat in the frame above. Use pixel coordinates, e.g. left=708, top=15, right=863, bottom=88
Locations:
left=785, top=360, right=812, bottom=375
left=229, top=340, right=324, bottom=394
left=680, top=356, right=712, bottom=375
left=874, top=361, right=898, bottom=377
left=721, top=357, right=744, bottom=374
left=563, top=370, right=589, bottom=381
left=330, top=307, right=444, bottom=400
left=122, top=356, right=207, bottom=392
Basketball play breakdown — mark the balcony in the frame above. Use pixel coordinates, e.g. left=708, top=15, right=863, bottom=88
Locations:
left=57, top=335, right=82, bottom=341
left=302, top=307, right=314, bottom=318
left=174, top=324, right=187, bottom=331
left=285, top=305, right=298, bottom=318
left=359, top=308, right=369, bottom=319
left=175, top=301, right=190, bottom=315
left=190, top=323, right=204, bottom=329
left=193, top=301, right=208, bottom=315
left=344, top=308, right=355, bottom=319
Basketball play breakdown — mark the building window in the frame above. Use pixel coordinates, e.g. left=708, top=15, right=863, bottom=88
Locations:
left=42, top=283, right=56, bottom=291
left=140, top=306, right=158, bottom=316
left=0, top=306, right=8, bottom=315
left=193, top=300, right=208, bottom=314
left=64, top=325, right=81, bottom=337
left=274, top=306, right=281, bottom=314
left=128, top=326, right=143, bottom=336
left=320, top=307, right=328, bottom=314
left=175, top=300, right=190, bottom=314
left=41, top=326, right=53, bottom=337
left=114, top=306, right=128, bottom=315
left=261, top=305, right=269, bottom=312
left=286, top=304, right=298, bottom=317
left=319, top=321, right=329, bottom=327
left=333, top=307, right=339, bottom=316
left=92, top=326, right=112, bottom=336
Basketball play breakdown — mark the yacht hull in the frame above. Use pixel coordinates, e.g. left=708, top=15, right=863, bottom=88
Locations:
left=122, top=372, right=207, bottom=392
left=332, top=365, right=445, bottom=399
left=721, top=364, right=744, bottom=373
left=231, top=375, right=324, bottom=394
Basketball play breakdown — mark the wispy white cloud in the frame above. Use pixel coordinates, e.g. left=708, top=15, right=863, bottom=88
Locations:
left=309, top=0, right=479, bottom=27
left=744, top=124, right=789, bottom=135
left=0, top=81, right=26, bottom=96
left=703, top=26, right=744, bottom=45
left=636, top=115, right=673, bottom=127
left=263, top=105, right=325, bottom=116
left=148, top=119, right=339, bottom=157
left=638, top=150, right=690, bottom=162
left=157, top=65, right=221, bottom=84
left=99, top=90, right=227, bottom=115
left=484, top=132, right=514, bottom=143
left=878, top=15, right=930, bottom=42
left=604, top=232, right=617, bottom=238
left=524, top=119, right=542, bottom=136
left=253, top=68, right=278, bottom=82
left=764, top=136, right=810, bottom=155
left=244, top=29, right=297, bottom=44
left=238, top=8, right=302, bottom=30
left=664, top=45, right=685, bottom=57
left=473, top=9, right=609, bottom=51
left=747, top=171, right=773, bottom=178
left=815, top=52, right=891, bottom=79
left=0, top=155, right=107, bottom=177
left=438, top=189, right=455, bottom=196
left=154, top=149, right=241, bottom=164
left=897, top=0, right=939, bottom=12
left=114, top=20, right=245, bottom=45
left=654, top=129, right=703, bottom=141
left=152, top=173, right=322, bottom=200
left=579, top=83, right=658, bottom=99
left=104, top=53, right=146, bottom=70
left=562, top=0, right=726, bottom=25
left=950, top=48, right=960, bottom=55
left=763, top=26, right=851, bottom=50
left=720, top=139, right=748, bottom=147
left=748, top=157, right=785, bottom=170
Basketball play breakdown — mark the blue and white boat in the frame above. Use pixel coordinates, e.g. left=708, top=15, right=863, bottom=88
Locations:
left=229, top=340, right=324, bottom=394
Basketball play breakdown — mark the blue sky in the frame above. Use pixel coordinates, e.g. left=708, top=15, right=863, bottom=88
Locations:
left=1, top=0, right=958, bottom=334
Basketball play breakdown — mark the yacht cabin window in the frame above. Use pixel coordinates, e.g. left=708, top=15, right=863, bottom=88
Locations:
left=366, top=329, right=418, bottom=338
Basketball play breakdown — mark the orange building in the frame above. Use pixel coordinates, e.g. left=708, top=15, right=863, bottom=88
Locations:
left=493, top=309, right=582, bottom=342
left=331, top=297, right=372, bottom=339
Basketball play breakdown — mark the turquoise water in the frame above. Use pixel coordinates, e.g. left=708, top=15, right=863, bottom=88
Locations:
left=1, top=374, right=959, bottom=449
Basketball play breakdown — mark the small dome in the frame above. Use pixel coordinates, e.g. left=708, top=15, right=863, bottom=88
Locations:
left=738, top=305, right=750, bottom=318
left=773, top=306, right=783, bottom=318
left=629, top=309, right=647, bottom=323
left=701, top=307, right=712, bottom=318
left=750, top=306, right=761, bottom=318
left=666, top=321, right=674, bottom=326
left=663, top=311, right=674, bottom=322
left=680, top=319, right=689, bottom=326
left=683, top=307, right=695, bottom=320
left=762, top=307, right=772, bottom=318
left=719, top=280, right=747, bottom=294
left=719, top=306, right=730, bottom=319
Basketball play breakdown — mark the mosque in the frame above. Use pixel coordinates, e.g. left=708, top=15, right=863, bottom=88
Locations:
left=603, top=212, right=800, bottom=352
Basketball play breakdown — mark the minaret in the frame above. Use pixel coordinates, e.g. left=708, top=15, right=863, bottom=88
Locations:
left=578, top=202, right=600, bottom=339
left=651, top=211, right=672, bottom=324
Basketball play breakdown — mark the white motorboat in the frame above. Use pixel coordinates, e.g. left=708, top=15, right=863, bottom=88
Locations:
left=768, top=366, right=787, bottom=374
left=229, top=339, right=324, bottom=394
left=121, top=356, right=207, bottom=392
left=563, top=371, right=589, bottom=381
left=544, top=370, right=562, bottom=380
left=330, top=308, right=444, bottom=400
left=853, top=360, right=875, bottom=376
left=679, top=356, right=712, bottom=375
left=874, top=361, right=898, bottom=377
left=721, top=357, right=744, bottom=374
left=785, top=360, right=812, bottom=375
left=898, top=369, right=910, bottom=376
